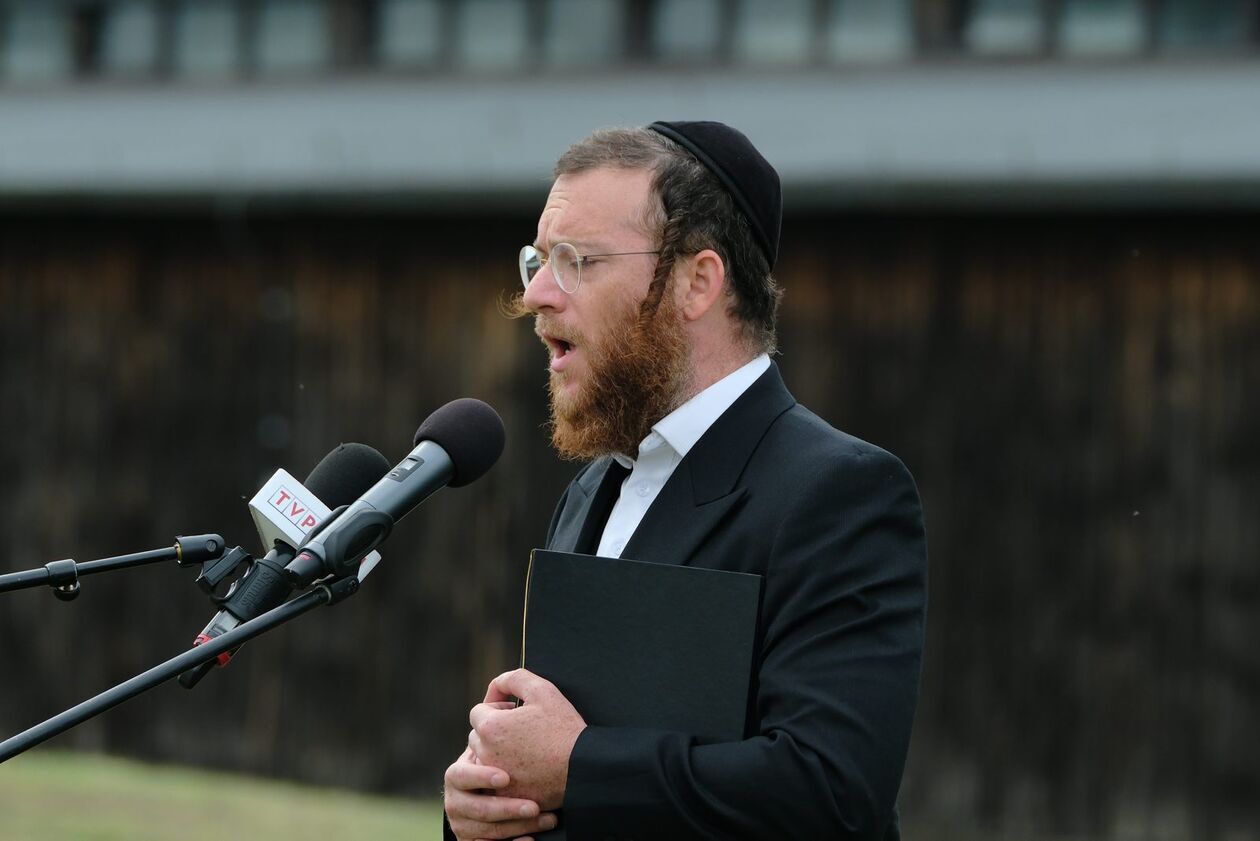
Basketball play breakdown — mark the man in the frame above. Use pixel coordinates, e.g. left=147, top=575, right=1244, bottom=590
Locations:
left=444, top=121, right=927, bottom=840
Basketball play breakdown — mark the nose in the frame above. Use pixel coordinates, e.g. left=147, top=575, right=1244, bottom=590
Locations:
left=522, top=263, right=567, bottom=313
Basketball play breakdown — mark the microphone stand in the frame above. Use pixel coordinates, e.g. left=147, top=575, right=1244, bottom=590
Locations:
left=0, top=575, right=360, bottom=764
left=0, top=535, right=227, bottom=601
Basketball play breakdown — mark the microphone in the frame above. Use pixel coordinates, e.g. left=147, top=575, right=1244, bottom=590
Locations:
left=179, top=443, right=391, bottom=688
left=285, top=398, right=505, bottom=588
left=247, top=443, right=395, bottom=581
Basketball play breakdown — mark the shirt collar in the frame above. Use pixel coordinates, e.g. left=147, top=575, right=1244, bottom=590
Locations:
left=613, top=354, right=771, bottom=469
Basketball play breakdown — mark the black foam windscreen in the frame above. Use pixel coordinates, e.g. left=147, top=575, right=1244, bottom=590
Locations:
left=304, top=443, right=392, bottom=507
left=413, top=398, right=505, bottom=488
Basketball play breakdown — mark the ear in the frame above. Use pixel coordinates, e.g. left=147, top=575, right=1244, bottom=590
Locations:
left=676, top=249, right=727, bottom=322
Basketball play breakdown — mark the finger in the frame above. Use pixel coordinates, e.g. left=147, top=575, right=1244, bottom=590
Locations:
left=484, top=701, right=516, bottom=711
left=468, top=728, right=485, bottom=759
left=487, top=668, right=553, bottom=704
left=446, top=751, right=509, bottom=791
left=518, top=812, right=559, bottom=837
left=469, top=702, right=506, bottom=733
left=483, top=670, right=521, bottom=704
left=511, top=822, right=555, bottom=841
left=446, top=787, right=541, bottom=824
left=450, top=812, right=554, bottom=841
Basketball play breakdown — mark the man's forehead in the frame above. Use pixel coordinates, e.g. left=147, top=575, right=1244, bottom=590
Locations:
left=536, top=168, right=653, bottom=246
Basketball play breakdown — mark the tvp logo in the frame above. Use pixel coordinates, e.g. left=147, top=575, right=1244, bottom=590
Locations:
left=269, top=487, right=320, bottom=534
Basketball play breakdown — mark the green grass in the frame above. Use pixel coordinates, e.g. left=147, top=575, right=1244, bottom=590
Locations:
left=0, top=751, right=444, bottom=841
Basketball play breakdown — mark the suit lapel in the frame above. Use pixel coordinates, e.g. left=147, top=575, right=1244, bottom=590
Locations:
left=546, top=456, right=630, bottom=555
left=619, top=457, right=745, bottom=566
left=622, top=363, right=796, bottom=566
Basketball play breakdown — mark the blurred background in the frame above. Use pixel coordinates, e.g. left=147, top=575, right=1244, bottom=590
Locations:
left=0, top=0, right=1257, bottom=839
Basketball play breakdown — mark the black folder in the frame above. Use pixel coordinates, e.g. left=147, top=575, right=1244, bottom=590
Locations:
left=522, top=549, right=763, bottom=743
left=521, top=550, right=763, bottom=839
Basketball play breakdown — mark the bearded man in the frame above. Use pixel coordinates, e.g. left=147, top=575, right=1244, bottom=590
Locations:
left=443, top=121, right=928, bottom=840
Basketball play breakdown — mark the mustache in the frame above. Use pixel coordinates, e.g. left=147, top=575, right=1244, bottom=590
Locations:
left=534, top=317, right=582, bottom=346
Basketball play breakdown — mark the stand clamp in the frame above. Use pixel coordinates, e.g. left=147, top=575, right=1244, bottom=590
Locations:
left=44, top=559, right=80, bottom=602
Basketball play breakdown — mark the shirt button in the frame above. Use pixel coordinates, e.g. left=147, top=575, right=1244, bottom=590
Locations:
left=636, top=482, right=650, bottom=497
left=613, top=539, right=625, bottom=552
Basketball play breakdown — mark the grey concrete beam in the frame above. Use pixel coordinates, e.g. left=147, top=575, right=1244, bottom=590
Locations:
left=2, top=62, right=1259, bottom=208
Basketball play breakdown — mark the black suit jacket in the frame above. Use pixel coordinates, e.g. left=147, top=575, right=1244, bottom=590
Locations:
left=444, top=364, right=927, bottom=840
left=545, top=363, right=927, bottom=840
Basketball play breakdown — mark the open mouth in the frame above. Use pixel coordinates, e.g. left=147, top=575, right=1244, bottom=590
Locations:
left=544, top=334, right=575, bottom=359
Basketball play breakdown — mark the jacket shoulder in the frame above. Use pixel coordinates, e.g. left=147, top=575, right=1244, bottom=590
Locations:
left=766, top=403, right=913, bottom=476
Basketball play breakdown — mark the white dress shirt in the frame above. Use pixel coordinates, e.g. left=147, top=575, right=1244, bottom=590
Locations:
left=596, top=354, right=771, bottom=558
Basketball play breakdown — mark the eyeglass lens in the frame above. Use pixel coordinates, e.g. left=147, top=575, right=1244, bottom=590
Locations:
left=519, top=243, right=581, bottom=293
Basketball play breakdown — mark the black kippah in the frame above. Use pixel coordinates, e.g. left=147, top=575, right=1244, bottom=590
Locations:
left=647, top=120, right=781, bottom=269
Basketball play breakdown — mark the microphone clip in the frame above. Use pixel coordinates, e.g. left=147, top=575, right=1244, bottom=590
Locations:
left=193, top=546, right=253, bottom=600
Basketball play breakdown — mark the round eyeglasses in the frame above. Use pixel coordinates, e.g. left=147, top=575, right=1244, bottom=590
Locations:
left=519, top=243, right=660, bottom=294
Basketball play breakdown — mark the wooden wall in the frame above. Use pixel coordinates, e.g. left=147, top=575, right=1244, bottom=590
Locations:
left=0, top=210, right=1255, bottom=839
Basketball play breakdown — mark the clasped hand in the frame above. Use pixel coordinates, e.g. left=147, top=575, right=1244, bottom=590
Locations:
left=444, top=669, right=586, bottom=841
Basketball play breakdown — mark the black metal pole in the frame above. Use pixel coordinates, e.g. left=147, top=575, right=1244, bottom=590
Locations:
left=74, top=547, right=180, bottom=574
left=0, top=535, right=224, bottom=596
left=0, top=576, right=358, bottom=763
left=0, top=566, right=61, bottom=593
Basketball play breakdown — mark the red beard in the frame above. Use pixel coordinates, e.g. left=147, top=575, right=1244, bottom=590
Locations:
left=544, top=293, right=689, bottom=461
